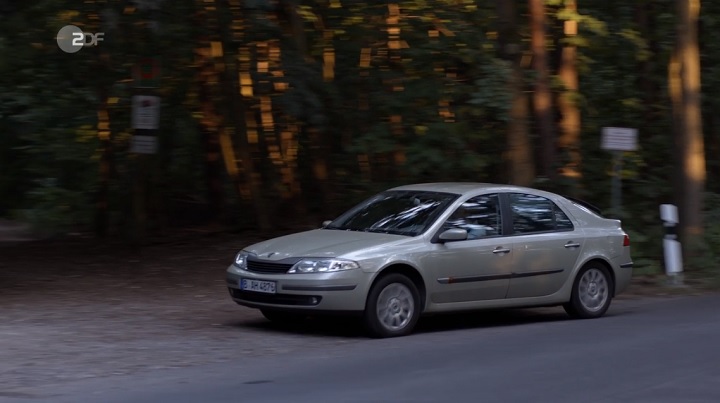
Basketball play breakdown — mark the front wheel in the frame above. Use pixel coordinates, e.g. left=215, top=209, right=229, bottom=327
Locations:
left=564, top=263, right=613, bottom=319
left=364, top=274, right=421, bottom=338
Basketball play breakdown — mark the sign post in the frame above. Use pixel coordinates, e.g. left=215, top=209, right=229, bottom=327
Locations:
left=129, top=2, right=163, bottom=244
left=601, top=127, right=638, bottom=215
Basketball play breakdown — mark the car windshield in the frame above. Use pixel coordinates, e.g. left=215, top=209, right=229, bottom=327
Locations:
left=325, top=190, right=459, bottom=236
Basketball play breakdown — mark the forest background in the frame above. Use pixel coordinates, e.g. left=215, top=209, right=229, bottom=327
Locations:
left=0, top=0, right=717, bottom=277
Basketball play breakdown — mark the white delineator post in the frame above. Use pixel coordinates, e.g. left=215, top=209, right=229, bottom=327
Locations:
left=660, top=204, right=684, bottom=284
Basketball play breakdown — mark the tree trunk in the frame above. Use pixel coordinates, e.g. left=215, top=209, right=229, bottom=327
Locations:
left=557, top=0, right=581, bottom=194
left=217, top=0, right=273, bottom=231
left=196, top=3, right=228, bottom=227
left=497, top=0, right=535, bottom=186
left=95, top=80, right=113, bottom=237
left=675, top=0, right=706, bottom=262
left=668, top=46, right=684, bottom=236
left=198, top=94, right=225, bottom=223
left=529, top=0, right=556, bottom=180
left=636, top=1, right=656, bottom=122
left=92, top=0, right=115, bottom=238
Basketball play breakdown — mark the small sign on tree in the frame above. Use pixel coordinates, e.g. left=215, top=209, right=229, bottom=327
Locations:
left=601, top=127, right=638, bottom=151
left=130, top=95, right=160, bottom=154
left=131, top=95, right=160, bottom=130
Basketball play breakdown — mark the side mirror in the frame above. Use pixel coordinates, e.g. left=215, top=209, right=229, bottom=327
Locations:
left=322, top=220, right=332, bottom=228
left=438, top=228, right=468, bottom=243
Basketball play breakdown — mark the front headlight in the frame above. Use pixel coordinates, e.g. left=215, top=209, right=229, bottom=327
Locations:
left=288, top=258, right=360, bottom=274
left=234, top=251, right=250, bottom=269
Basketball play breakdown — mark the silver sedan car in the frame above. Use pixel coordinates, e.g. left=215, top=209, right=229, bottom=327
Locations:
left=226, top=183, right=633, bottom=338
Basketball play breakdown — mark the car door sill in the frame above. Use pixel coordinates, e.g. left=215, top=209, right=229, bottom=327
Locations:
left=437, top=269, right=564, bottom=284
left=511, top=269, right=565, bottom=278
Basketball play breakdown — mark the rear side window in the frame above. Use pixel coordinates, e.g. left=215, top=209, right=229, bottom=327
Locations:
left=554, top=208, right=574, bottom=231
left=509, top=193, right=575, bottom=234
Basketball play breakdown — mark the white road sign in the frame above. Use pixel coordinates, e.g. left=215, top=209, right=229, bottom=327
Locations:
left=131, top=95, right=160, bottom=130
left=601, top=127, right=638, bottom=151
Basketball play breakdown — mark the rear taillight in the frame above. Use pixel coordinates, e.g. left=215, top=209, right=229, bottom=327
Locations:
left=623, top=234, right=630, bottom=247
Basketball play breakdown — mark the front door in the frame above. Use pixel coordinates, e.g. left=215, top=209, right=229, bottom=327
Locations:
left=424, top=193, right=513, bottom=304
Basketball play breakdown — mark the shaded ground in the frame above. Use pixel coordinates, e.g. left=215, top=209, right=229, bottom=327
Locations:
left=0, top=230, right=357, bottom=392
left=0, top=230, right=712, bottom=394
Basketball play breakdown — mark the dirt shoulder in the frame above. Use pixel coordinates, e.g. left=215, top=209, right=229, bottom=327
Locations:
left=0, top=233, right=711, bottom=394
left=0, top=231, right=367, bottom=394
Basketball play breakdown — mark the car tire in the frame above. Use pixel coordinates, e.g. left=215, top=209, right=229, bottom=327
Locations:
left=260, top=309, right=307, bottom=325
left=364, top=273, right=421, bottom=338
left=563, top=263, right=614, bottom=319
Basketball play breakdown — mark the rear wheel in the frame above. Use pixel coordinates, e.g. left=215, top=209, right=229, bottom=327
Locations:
left=564, top=263, right=613, bottom=319
left=364, top=273, right=421, bottom=338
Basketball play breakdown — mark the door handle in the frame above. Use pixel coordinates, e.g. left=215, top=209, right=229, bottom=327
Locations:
left=564, top=242, right=581, bottom=248
left=493, top=247, right=511, bottom=254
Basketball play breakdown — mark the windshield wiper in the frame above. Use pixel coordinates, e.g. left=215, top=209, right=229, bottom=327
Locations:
left=325, top=226, right=413, bottom=236
left=364, top=228, right=413, bottom=236
left=324, top=225, right=363, bottom=232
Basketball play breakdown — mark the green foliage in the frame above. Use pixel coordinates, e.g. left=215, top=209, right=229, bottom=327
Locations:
left=695, top=192, right=720, bottom=272
left=18, top=178, right=92, bottom=237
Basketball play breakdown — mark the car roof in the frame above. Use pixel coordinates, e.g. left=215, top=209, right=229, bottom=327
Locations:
left=388, top=182, right=561, bottom=198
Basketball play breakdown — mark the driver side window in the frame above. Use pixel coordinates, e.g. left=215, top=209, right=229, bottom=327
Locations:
left=443, top=194, right=502, bottom=240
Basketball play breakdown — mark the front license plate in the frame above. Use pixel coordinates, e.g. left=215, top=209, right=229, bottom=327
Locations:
left=240, top=279, right=276, bottom=294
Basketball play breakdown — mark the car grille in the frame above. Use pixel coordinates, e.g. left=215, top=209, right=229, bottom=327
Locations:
left=228, top=288, right=322, bottom=306
left=245, top=257, right=297, bottom=274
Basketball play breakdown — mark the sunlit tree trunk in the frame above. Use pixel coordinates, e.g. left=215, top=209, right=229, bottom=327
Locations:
left=276, top=1, right=304, bottom=203
left=195, top=1, right=227, bottom=226
left=95, top=5, right=112, bottom=237
left=675, top=0, right=706, bottom=261
left=194, top=0, right=270, bottom=230
left=91, top=0, right=114, bottom=237
left=198, top=84, right=225, bottom=223
left=668, top=47, right=684, bottom=218
left=313, top=16, right=333, bottom=203
left=358, top=46, right=373, bottom=182
left=557, top=0, right=581, bottom=193
left=284, top=2, right=332, bottom=212
left=95, top=63, right=113, bottom=237
left=124, top=0, right=169, bottom=241
left=387, top=3, right=406, bottom=178
left=497, top=0, right=535, bottom=186
left=218, top=0, right=272, bottom=231
left=529, top=0, right=555, bottom=180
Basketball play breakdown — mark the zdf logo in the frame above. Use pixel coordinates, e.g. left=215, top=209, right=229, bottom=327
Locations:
left=56, top=25, right=104, bottom=54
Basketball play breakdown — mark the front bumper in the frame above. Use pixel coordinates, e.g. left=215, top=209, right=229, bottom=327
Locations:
left=225, top=265, right=370, bottom=312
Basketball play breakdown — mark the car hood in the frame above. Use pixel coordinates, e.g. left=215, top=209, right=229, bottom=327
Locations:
left=244, top=229, right=411, bottom=260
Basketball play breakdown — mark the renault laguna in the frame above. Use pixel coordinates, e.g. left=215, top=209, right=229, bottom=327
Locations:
left=226, top=183, right=633, bottom=338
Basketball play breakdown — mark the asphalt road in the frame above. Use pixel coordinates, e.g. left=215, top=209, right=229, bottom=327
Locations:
left=5, top=295, right=720, bottom=403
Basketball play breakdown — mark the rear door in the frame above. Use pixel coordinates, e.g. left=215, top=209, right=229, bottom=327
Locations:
left=504, top=193, right=584, bottom=299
